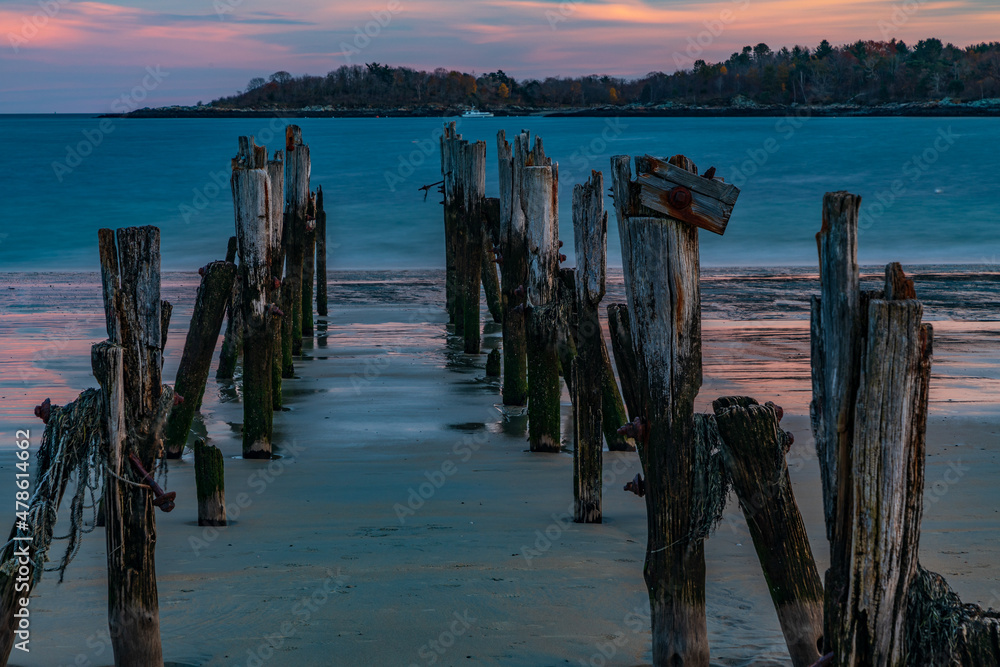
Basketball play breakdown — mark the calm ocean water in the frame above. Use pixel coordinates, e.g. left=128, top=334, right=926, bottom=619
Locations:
left=0, top=114, right=997, bottom=271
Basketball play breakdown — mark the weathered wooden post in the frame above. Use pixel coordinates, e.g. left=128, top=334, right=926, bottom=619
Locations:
left=522, top=138, right=561, bottom=452
left=284, top=125, right=310, bottom=357
left=712, top=396, right=824, bottom=667
left=216, top=236, right=242, bottom=379
left=441, top=122, right=460, bottom=325
left=462, top=141, right=486, bottom=354
left=496, top=130, right=529, bottom=407
left=608, top=153, right=739, bottom=666
left=232, top=137, right=276, bottom=459
left=316, top=184, right=329, bottom=317
left=302, top=191, right=317, bottom=339
left=194, top=439, right=226, bottom=526
left=571, top=170, right=607, bottom=522
left=267, top=151, right=285, bottom=408
left=94, top=225, right=172, bottom=667
left=482, top=197, right=503, bottom=323
left=163, top=261, right=237, bottom=458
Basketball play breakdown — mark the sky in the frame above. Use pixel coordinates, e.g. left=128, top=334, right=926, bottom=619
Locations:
left=0, top=0, right=997, bottom=112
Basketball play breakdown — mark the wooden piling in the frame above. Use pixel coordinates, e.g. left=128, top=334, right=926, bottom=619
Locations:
left=316, top=184, right=329, bottom=317
left=284, top=125, right=310, bottom=357
left=163, top=260, right=237, bottom=458
left=194, top=439, right=227, bottom=526
left=571, top=171, right=608, bottom=522
left=267, top=151, right=285, bottom=408
left=610, top=154, right=713, bottom=665
left=712, top=396, right=824, bottom=667
left=523, top=148, right=561, bottom=452
left=441, top=122, right=459, bottom=324
left=232, top=137, right=275, bottom=459
left=302, top=192, right=316, bottom=339
left=486, top=348, right=501, bottom=377
left=482, top=197, right=503, bottom=323
left=94, top=225, right=169, bottom=667
left=462, top=142, right=486, bottom=354
left=216, top=236, right=243, bottom=380
left=496, top=130, right=529, bottom=407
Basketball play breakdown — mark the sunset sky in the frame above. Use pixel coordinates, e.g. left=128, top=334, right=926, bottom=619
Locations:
left=1, top=0, right=997, bottom=112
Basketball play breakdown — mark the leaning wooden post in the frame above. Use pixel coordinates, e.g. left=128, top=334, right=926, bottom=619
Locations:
left=163, top=260, right=237, bottom=458
left=232, top=137, right=275, bottom=459
left=316, top=184, right=329, bottom=317
left=94, top=226, right=169, bottom=667
left=496, top=130, right=529, bottom=407
left=523, top=150, right=561, bottom=452
left=571, top=170, right=608, bottom=522
left=284, top=125, right=310, bottom=357
left=194, top=439, right=227, bottom=526
left=216, top=236, right=242, bottom=380
left=462, top=141, right=486, bottom=354
left=712, top=396, right=824, bottom=667
left=610, top=152, right=740, bottom=666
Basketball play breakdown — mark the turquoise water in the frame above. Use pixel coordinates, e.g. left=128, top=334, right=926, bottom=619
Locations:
left=0, top=114, right=997, bottom=271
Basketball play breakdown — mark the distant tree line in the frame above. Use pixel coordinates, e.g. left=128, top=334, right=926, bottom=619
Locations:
left=211, top=39, right=1000, bottom=110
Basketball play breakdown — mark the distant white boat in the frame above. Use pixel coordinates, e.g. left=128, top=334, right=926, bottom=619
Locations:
left=461, top=108, right=494, bottom=118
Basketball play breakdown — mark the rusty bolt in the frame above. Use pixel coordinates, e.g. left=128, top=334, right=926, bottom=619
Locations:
left=558, top=240, right=564, bottom=248
left=34, top=398, right=52, bottom=424
left=701, top=166, right=716, bottom=180
left=666, top=185, right=692, bottom=210
left=514, top=285, right=526, bottom=299
left=173, top=393, right=184, bottom=406
left=268, top=303, right=284, bottom=317
left=272, top=277, right=282, bottom=290
left=765, top=401, right=784, bottom=422
left=617, top=417, right=649, bottom=442
left=198, top=264, right=208, bottom=277
left=624, top=473, right=645, bottom=498
left=127, top=453, right=176, bottom=512
left=558, top=254, right=567, bottom=263
left=784, top=431, right=794, bottom=447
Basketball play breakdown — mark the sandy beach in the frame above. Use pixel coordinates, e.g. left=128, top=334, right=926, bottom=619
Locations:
left=0, top=269, right=997, bottom=666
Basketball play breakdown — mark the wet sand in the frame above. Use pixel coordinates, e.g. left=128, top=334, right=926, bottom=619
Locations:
left=0, top=271, right=997, bottom=666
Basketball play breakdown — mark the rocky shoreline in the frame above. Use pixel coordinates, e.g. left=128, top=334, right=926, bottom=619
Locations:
left=103, top=98, right=1000, bottom=119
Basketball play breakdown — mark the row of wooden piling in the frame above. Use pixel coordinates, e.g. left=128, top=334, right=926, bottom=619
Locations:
left=0, top=125, right=331, bottom=666
left=439, top=125, right=1000, bottom=666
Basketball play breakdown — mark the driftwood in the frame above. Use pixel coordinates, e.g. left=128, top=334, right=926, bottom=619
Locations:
left=609, top=154, right=730, bottom=666
left=194, top=439, right=226, bottom=526
left=284, top=125, right=310, bottom=357
left=522, top=141, right=561, bottom=452
left=216, top=236, right=242, bottom=380
left=713, top=396, right=824, bottom=667
left=94, top=226, right=171, bottom=666
left=232, top=137, right=275, bottom=459
left=164, top=261, right=237, bottom=458
left=496, top=130, right=529, bottom=407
